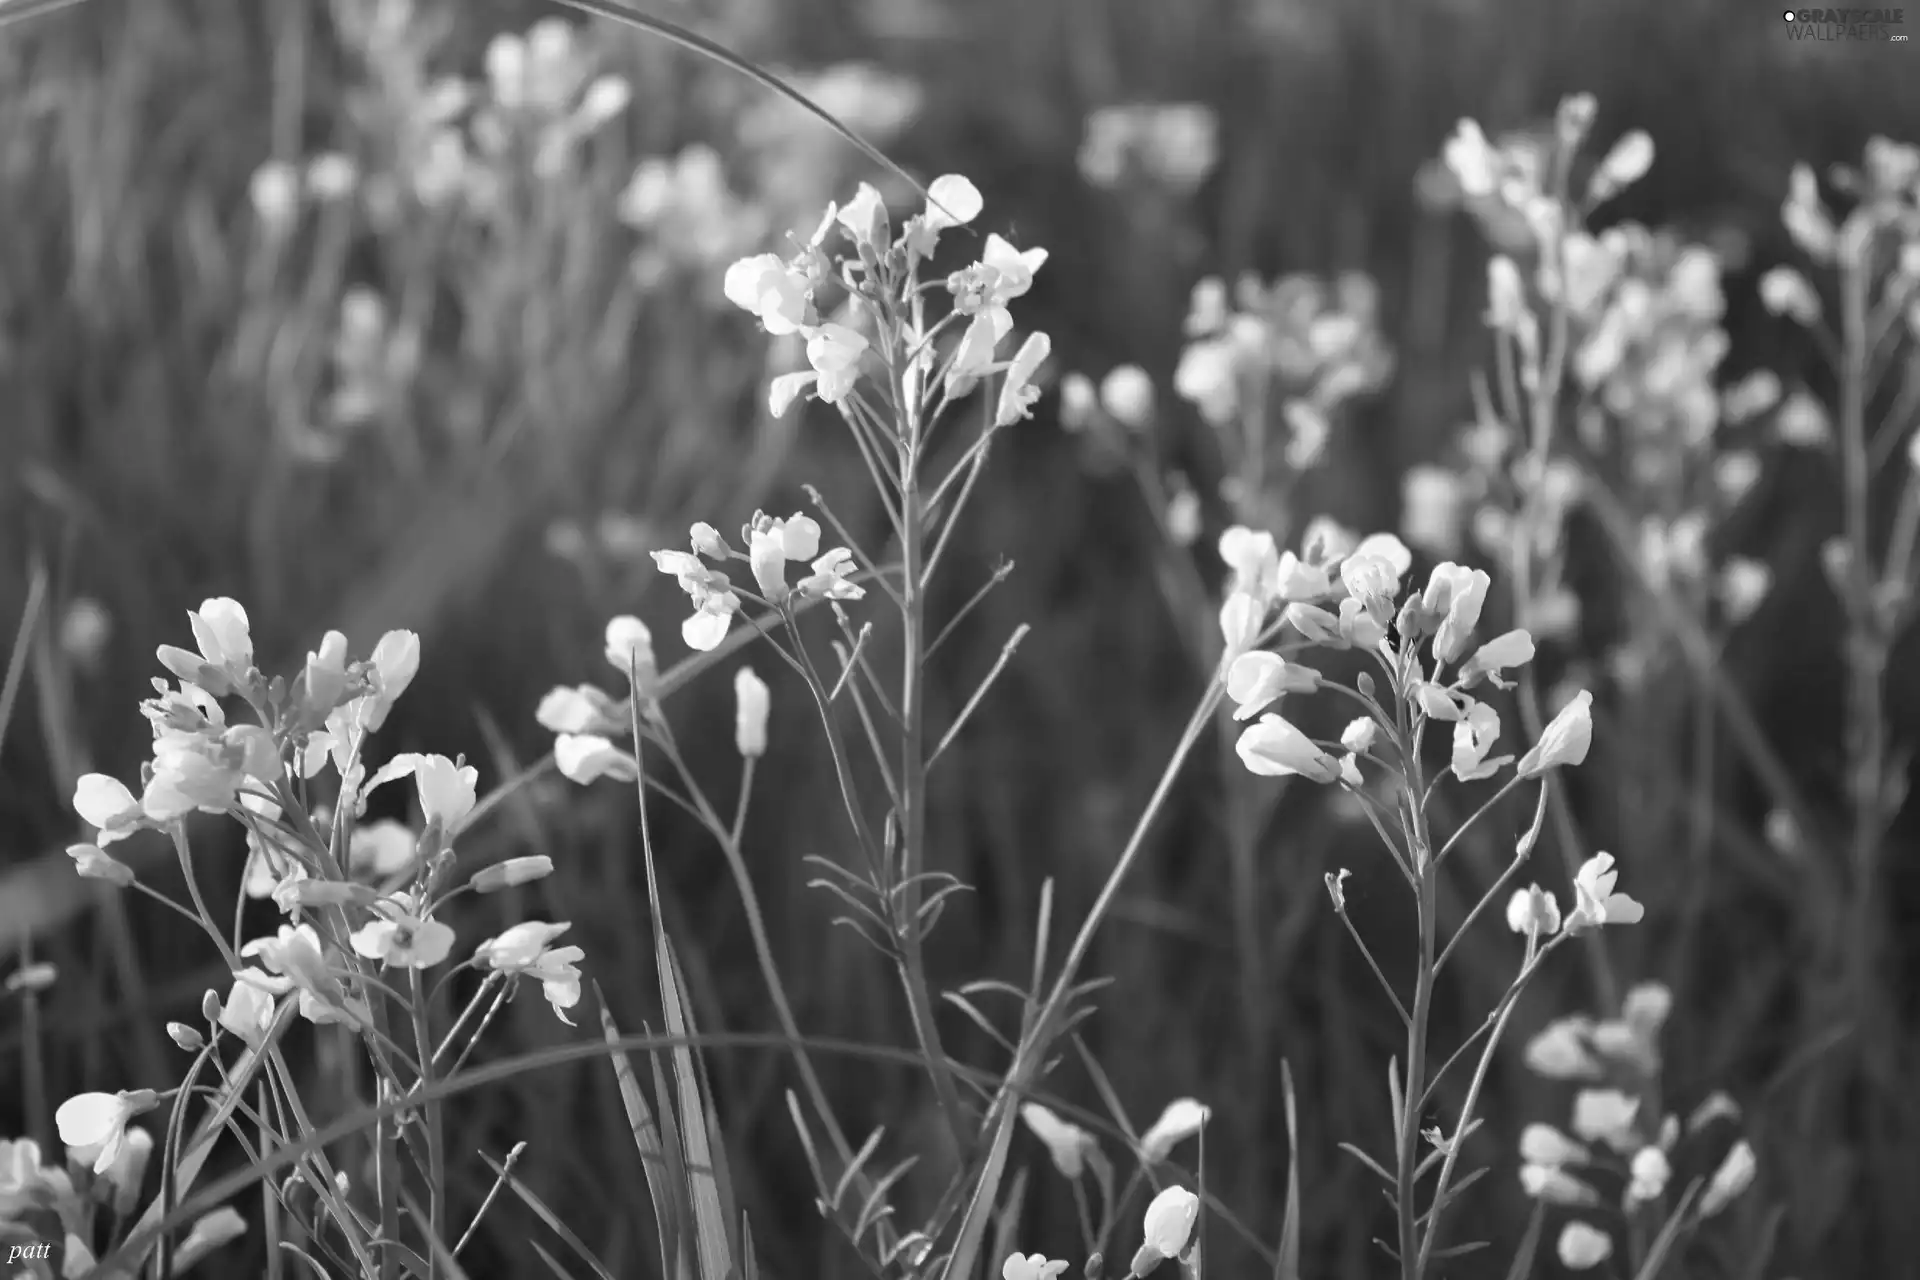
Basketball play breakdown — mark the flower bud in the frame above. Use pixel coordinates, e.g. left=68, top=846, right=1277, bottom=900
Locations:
left=471, top=856, right=555, bottom=894
left=734, top=667, right=770, bottom=758
left=167, top=1022, right=206, bottom=1052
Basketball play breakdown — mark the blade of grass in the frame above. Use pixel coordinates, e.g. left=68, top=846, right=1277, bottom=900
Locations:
left=597, top=995, right=687, bottom=1280
left=1273, top=1059, right=1301, bottom=1280
left=478, top=1150, right=619, bottom=1280
left=550, top=0, right=954, bottom=221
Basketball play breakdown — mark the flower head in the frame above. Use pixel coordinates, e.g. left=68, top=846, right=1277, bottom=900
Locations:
left=554, top=733, right=639, bottom=785
left=603, top=616, right=657, bottom=686
left=1564, top=852, right=1644, bottom=934
left=1571, top=1088, right=1641, bottom=1152
left=1132, top=1185, right=1200, bottom=1273
left=1557, top=1221, right=1613, bottom=1270
left=475, top=921, right=585, bottom=1024
left=1018, top=1103, right=1098, bottom=1180
left=1506, top=884, right=1561, bottom=938
left=1516, top=689, right=1593, bottom=777
left=1003, top=1255, right=1069, bottom=1280
left=350, top=893, right=456, bottom=970
left=55, top=1090, right=158, bottom=1175
left=73, top=774, right=144, bottom=847
left=1525, top=1017, right=1602, bottom=1079
left=798, top=548, right=865, bottom=600
left=1237, top=714, right=1341, bottom=784
left=238, top=923, right=369, bottom=1028
left=995, top=331, right=1051, bottom=427
left=1139, top=1098, right=1210, bottom=1163
left=155, top=598, right=254, bottom=697
left=1451, top=701, right=1510, bottom=781
left=1225, top=650, right=1318, bottom=721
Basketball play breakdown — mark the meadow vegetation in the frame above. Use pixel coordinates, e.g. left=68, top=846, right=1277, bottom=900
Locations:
left=2, top=1, right=1918, bottom=1278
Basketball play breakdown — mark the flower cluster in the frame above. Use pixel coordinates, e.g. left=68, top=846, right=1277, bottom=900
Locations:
left=619, top=143, right=770, bottom=289
left=0, top=1127, right=243, bottom=1279
left=1518, top=983, right=1758, bottom=1268
left=1409, top=99, right=1785, bottom=685
left=1214, top=521, right=1600, bottom=803
left=1077, top=102, right=1220, bottom=195
left=35, top=590, right=598, bottom=1273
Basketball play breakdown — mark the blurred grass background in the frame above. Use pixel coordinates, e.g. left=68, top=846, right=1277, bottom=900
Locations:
left=2, top=0, right=1918, bottom=1275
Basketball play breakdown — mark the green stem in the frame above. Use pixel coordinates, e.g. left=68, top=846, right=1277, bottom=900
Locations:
left=894, top=320, right=970, bottom=1151
left=409, top=967, right=444, bottom=1274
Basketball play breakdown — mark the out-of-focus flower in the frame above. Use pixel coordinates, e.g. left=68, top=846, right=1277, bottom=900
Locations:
left=474, top=922, right=585, bottom=1024
left=168, top=1206, right=248, bottom=1273
left=349, top=821, right=416, bottom=880
left=1401, top=466, right=1466, bottom=557
left=1698, top=1139, right=1756, bottom=1217
left=1571, top=1088, right=1642, bottom=1152
left=1520, top=1124, right=1588, bottom=1168
left=1525, top=1017, right=1602, bottom=1079
left=1717, top=557, right=1772, bottom=624
left=1590, top=130, right=1655, bottom=203
left=1626, top=1145, right=1671, bottom=1205
left=1100, top=365, right=1154, bottom=430
left=1521, top=1162, right=1599, bottom=1206
left=554, top=733, right=639, bottom=785
left=1556, top=1221, right=1613, bottom=1270
left=1019, top=1103, right=1098, bottom=1180
left=1760, top=266, right=1822, bottom=325
left=58, top=597, right=111, bottom=670
left=1139, top=1098, right=1210, bottom=1163
left=1079, top=103, right=1218, bottom=193
left=470, top=856, right=554, bottom=894
left=604, top=616, right=658, bottom=688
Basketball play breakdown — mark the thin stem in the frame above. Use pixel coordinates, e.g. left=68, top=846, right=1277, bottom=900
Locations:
left=1333, top=907, right=1412, bottom=1027
left=1396, top=769, right=1440, bottom=1280
left=891, top=304, right=971, bottom=1150
left=730, top=756, right=756, bottom=847
left=408, top=967, right=444, bottom=1274
left=1432, top=852, right=1532, bottom=978
left=992, top=684, right=1225, bottom=1156
left=1416, top=939, right=1560, bottom=1272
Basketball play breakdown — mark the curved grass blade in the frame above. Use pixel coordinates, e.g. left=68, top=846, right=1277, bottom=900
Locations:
left=0, top=0, right=88, bottom=29
left=1274, top=1059, right=1302, bottom=1280
left=550, top=0, right=956, bottom=221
